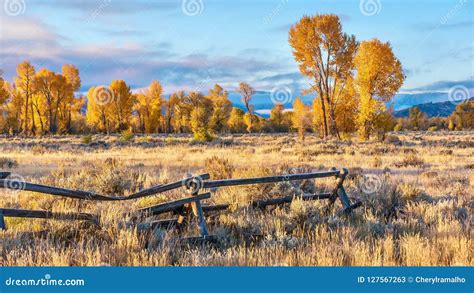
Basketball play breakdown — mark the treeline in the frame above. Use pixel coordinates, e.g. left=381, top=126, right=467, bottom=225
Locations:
left=0, top=64, right=297, bottom=140
left=0, top=61, right=472, bottom=141
left=395, top=104, right=474, bottom=132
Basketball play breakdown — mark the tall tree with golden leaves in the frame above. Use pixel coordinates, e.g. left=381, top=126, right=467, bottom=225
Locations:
left=208, top=84, right=232, bottom=133
left=354, top=39, right=404, bottom=140
left=0, top=73, right=10, bottom=132
left=14, top=61, right=36, bottom=134
left=289, top=14, right=358, bottom=137
left=237, top=82, right=255, bottom=132
left=228, top=107, right=246, bottom=133
left=135, top=80, right=163, bottom=133
left=86, top=86, right=113, bottom=133
left=60, top=64, right=81, bottom=133
left=292, top=96, right=309, bottom=141
left=110, top=80, right=134, bottom=131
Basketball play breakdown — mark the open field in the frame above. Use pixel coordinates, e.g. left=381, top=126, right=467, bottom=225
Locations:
left=0, top=131, right=472, bottom=266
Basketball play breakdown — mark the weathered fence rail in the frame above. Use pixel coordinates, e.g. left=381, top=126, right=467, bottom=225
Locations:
left=0, top=168, right=360, bottom=240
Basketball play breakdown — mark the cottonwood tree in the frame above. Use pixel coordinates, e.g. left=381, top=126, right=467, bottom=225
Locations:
left=188, top=91, right=213, bottom=141
left=289, top=14, right=358, bottom=138
left=110, top=80, right=134, bottom=131
left=135, top=80, right=164, bottom=133
left=60, top=64, right=81, bottom=132
left=32, top=66, right=80, bottom=134
left=164, top=91, right=180, bottom=133
left=86, top=86, right=111, bottom=133
left=237, top=82, right=255, bottom=132
left=409, top=107, right=425, bottom=130
left=208, top=84, right=232, bottom=133
left=228, top=107, right=246, bottom=133
left=292, top=96, right=310, bottom=141
left=0, top=73, right=10, bottom=131
left=14, top=61, right=36, bottom=134
left=354, top=39, right=404, bottom=140
left=450, top=101, right=474, bottom=130
left=269, top=103, right=291, bottom=132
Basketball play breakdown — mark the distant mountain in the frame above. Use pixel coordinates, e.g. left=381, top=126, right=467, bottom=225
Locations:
left=227, top=91, right=453, bottom=111
left=387, top=92, right=449, bottom=109
left=393, top=98, right=473, bottom=118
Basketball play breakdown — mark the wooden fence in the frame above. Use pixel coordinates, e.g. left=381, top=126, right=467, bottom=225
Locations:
left=0, top=168, right=361, bottom=240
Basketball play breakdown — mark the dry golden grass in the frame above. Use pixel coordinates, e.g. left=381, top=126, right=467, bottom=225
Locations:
left=0, top=131, right=472, bottom=266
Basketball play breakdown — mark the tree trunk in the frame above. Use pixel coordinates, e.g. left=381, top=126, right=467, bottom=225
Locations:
left=319, top=96, right=328, bottom=137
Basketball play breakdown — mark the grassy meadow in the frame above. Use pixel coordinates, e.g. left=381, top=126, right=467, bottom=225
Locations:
left=0, top=131, right=472, bottom=266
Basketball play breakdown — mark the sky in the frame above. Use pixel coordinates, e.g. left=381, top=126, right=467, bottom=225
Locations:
left=0, top=0, right=473, bottom=97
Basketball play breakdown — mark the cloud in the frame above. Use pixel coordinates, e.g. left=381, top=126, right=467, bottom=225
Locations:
left=404, top=78, right=474, bottom=92
left=31, top=0, right=178, bottom=15
left=415, top=20, right=473, bottom=31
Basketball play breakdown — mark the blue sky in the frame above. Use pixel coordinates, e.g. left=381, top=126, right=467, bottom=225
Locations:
left=0, top=0, right=473, bottom=96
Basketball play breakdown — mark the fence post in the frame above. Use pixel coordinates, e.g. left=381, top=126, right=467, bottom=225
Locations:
left=190, top=189, right=209, bottom=236
left=0, top=209, right=6, bottom=230
left=329, top=169, right=347, bottom=204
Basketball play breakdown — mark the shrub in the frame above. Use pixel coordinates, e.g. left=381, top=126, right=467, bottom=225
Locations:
left=0, top=157, right=18, bottom=169
left=395, top=154, right=425, bottom=168
left=81, top=134, right=93, bottom=144
left=204, top=156, right=235, bottom=180
left=427, top=126, right=438, bottom=132
left=385, top=134, right=401, bottom=144
left=192, top=129, right=214, bottom=142
left=48, top=158, right=147, bottom=196
left=373, top=156, right=382, bottom=168
left=398, top=183, right=425, bottom=201
left=120, top=130, right=134, bottom=142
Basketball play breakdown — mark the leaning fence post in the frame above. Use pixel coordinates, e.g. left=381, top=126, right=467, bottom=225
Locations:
left=329, top=168, right=348, bottom=205
left=0, top=209, right=6, bottom=230
left=190, top=188, right=209, bottom=236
